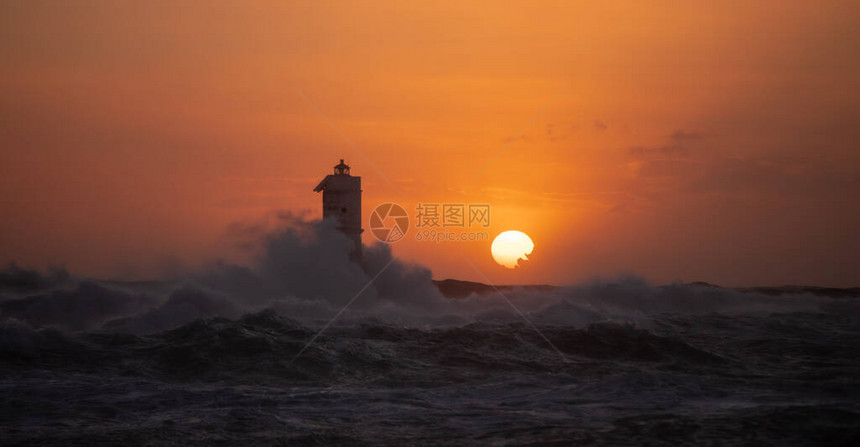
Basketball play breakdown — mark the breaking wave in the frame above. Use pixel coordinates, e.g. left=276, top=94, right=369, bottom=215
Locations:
left=1, top=216, right=858, bottom=445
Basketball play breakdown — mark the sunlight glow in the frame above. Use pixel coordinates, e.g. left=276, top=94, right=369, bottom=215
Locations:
left=491, top=230, right=534, bottom=269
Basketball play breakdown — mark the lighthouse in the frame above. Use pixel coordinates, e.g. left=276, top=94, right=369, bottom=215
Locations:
left=313, top=159, right=363, bottom=259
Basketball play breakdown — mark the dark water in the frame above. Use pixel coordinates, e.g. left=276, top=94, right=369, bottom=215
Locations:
left=2, top=303, right=859, bottom=445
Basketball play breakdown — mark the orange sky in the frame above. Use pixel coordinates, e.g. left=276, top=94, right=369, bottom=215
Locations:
left=1, top=1, right=858, bottom=286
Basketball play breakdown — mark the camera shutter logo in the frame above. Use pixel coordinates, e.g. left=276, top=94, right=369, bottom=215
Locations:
left=370, top=203, right=410, bottom=243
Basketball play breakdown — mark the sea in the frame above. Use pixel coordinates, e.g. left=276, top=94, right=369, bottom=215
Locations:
left=1, top=223, right=859, bottom=445
left=2, top=278, right=859, bottom=445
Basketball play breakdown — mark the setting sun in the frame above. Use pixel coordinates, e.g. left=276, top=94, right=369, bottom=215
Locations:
left=491, top=230, right=534, bottom=269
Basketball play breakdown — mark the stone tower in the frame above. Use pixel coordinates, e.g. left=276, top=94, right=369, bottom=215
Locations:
left=313, top=159, right=363, bottom=259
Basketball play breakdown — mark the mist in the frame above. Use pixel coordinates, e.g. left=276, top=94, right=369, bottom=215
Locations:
left=1, top=214, right=853, bottom=336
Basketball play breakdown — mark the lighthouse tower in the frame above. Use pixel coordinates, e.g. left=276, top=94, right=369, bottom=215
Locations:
left=313, top=159, right=363, bottom=259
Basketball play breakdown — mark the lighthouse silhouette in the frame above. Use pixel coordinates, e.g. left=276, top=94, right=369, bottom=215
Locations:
left=314, top=159, right=363, bottom=259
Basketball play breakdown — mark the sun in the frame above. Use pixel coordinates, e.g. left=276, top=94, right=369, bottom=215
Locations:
left=491, top=230, right=534, bottom=269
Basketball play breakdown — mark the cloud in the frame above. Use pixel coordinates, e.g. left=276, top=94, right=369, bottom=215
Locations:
left=628, top=145, right=690, bottom=159
left=628, top=129, right=702, bottom=160
left=670, top=130, right=703, bottom=142
left=545, top=121, right=579, bottom=141
left=686, top=156, right=859, bottom=198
